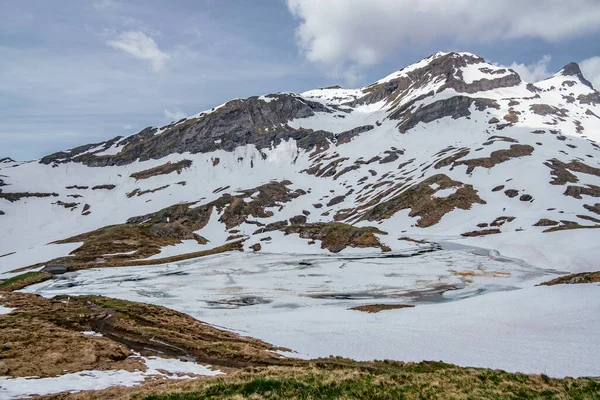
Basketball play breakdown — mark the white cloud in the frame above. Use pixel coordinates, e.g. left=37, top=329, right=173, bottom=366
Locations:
left=580, top=56, right=600, bottom=90
left=106, top=30, right=169, bottom=71
left=501, top=55, right=553, bottom=83
left=287, top=0, right=600, bottom=72
left=164, top=108, right=187, bottom=121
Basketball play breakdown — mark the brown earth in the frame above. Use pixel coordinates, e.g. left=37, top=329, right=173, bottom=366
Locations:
left=284, top=222, right=389, bottom=253
left=349, top=304, right=415, bottom=313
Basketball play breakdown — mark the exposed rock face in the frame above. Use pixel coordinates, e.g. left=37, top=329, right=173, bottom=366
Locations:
left=560, top=62, right=594, bottom=89
left=394, top=96, right=500, bottom=133
left=40, top=95, right=374, bottom=167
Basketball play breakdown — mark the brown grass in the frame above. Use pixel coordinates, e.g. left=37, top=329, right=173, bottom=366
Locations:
left=284, top=222, right=388, bottom=253
left=539, top=271, right=600, bottom=286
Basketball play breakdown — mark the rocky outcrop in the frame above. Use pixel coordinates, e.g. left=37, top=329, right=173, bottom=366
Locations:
left=40, top=94, right=346, bottom=167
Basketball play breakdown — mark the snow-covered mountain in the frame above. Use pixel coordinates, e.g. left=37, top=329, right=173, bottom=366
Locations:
left=2, top=51, right=600, bottom=273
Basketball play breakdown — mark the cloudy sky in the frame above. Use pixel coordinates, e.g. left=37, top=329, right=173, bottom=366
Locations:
left=2, top=0, right=600, bottom=160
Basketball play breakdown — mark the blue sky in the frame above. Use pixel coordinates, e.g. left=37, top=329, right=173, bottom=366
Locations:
left=1, top=0, right=599, bottom=160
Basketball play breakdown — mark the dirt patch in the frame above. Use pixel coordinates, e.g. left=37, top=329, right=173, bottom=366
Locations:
left=360, top=174, right=486, bottom=227
left=539, top=271, right=600, bottom=286
left=349, top=304, right=415, bottom=313
left=130, top=160, right=192, bottom=180
left=454, top=145, right=534, bottom=174
left=285, top=222, right=388, bottom=253
left=504, top=189, right=519, bottom=198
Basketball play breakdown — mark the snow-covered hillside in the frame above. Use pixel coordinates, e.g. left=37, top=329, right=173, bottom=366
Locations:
left=2, top=52, right=600, bottom=392
left=2, top=51, right=600, bottom=272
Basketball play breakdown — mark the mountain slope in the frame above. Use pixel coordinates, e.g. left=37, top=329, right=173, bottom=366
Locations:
left=1, top=51, right=600, bottom=273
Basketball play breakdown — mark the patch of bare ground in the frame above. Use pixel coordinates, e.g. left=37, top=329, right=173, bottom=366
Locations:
left=127, top=185, right=170, bottom=198
left=130, top=160, right=192, bottom=180
left=433, top=148, right=469, bottom=169
left=360, top=174, right=485, bottom=227
left=0, top=192, right=58, bottom=202
left=0, top=292, right=287, bottom=380
left=564, top=184, right=600, bottom=199
left=17, top=181, right=302, bottom=272
left=545, top=158, right=600, bottom=185
left=454, top=144, right=534, bottom=174
left=530, top=104, right=569, bottom=117
left=542, top=221, right=600, bottom=233
left=461, top=229, right=501, bottom=237
left=533, top=219, right=559, bottom=227
left=398, top=236, right=426, bottom=244
left=349, top=304, right=414, bottom=313
left=284, top=222, right=389, bottom=253
left=584, top=203, right=600, bottom=214
left=539, top=271, right=600, bottom=286
left=92, top=184, right=116, bottom=190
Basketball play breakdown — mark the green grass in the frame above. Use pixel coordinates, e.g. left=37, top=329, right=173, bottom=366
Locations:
left=142, top=362, right=600, bottom=400
left=0, top=271, right=51, bottom=292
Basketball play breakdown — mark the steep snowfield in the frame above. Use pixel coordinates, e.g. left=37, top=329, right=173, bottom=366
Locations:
left=2, top=51, right=600, bottom=386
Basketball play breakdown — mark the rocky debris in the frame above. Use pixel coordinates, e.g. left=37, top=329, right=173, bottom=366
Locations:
left=530, top=104, right=568, bottom=118
left=488, top=117, right=500, bottom=124
left=40, top=264, right=68, bottom=274
left=249, top=243, right=261, bottom=252
left=326, top=195, right=346, bottom=207
left=504, top=189, right=519, bottom=198
left=539, top=271, right=600, bottom=286
left=313, top=203, right=323, bottom=208
left=285, top=222, right=389, bottom=253
left=533, top=219, right=559, bottom=227
left=130, top=159, right=192, bottom=180
left=454, top=145, right=534, bottom=174
left=289, top=215, right=307, bottom=224
left=360, top=174, right=485, bottom=227
left=461, top=228, right=501, bottom=237
left=545, top=158, right=600, bottom=186
left=519, top=194, right=533, bottom=202
left=0, top=210, right=4, bottom=215
left=81, top=204, right=91, bottom=216
left=254, top=220, right=289, bottom=234
left=492, top=185, right=505, bottom=192
left=66, top=185, right=89, bottom=190
left=91, top=184, right=116, bottom=190
left=0, top=192, right=58, bottom=202
left=577, top=92, right=600, bottom=105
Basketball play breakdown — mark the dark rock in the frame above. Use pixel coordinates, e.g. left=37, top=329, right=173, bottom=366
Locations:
left=41, top=264, right=68, bottom=274
left=289, top=215, right=307, bottom=224
left=519, top=194, right=533, bottom=202
left=504, top=189, right=519, bottom=198
left=249, top=243, right=261, bottom=252
left=492, top=185, right=505, bottom=192
left=313, top=203, right=323, bottom=209
left=326, top=196, right=346, bottom=207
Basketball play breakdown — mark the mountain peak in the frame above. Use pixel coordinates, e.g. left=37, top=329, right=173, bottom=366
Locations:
left=558, top=62, right=594, bottom=89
